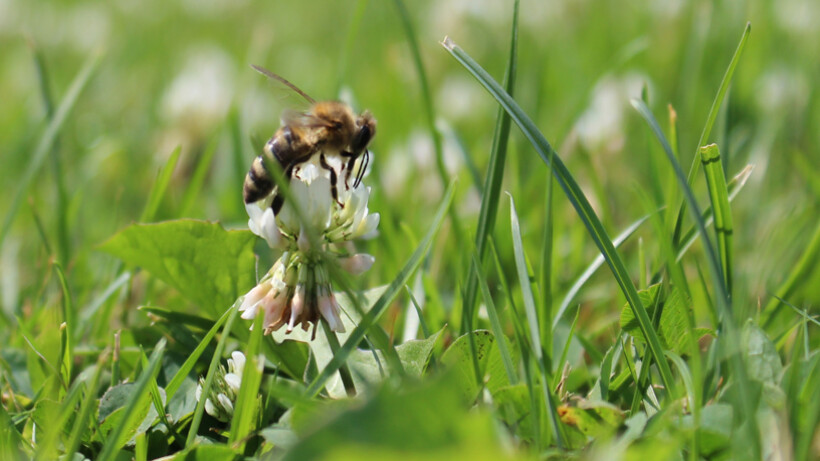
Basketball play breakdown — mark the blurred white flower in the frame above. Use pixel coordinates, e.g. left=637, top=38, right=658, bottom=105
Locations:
left=575, top=73, right=650, bottom=154
left=160, top=48, right=234, bottom=128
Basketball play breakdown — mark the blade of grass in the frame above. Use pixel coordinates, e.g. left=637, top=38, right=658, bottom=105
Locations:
left=98, top=338, right=166, bottom=461
left=699, top=144, right=734, bottom=296
left=305, top=182, right=454, bottom=397
left=138, top=351, right=177, bottom=443
left=462, top=0, right=519, bottom=335
left=53, top=262, right=74, bottom=385
left=180, top=140, right=218, bottom=217
left=509, top=195, right=564, bottom=447
left=64, top=354, right=106, bottom=460
left=392, top=0, right=447, bottom=196
left=33, top=375, right=84, bottom=460
left=392, top=0, right=466, bottom=259
left=540, top=169, right=554, bottom=348
left=552, top=307, right=579, bottom=388
left=473, top=255, right=517, bottom=385
left=763, top=220, right=820, bottom=326
left=1, top=49, right=102, bottom=251
left=631, top=101, right=728, bottom=312
left=165, top=304, right=233, bottom=400
left=230, top=313, right=265, bottom=451
left=665, top=350, right=699, bottom=459
left=141, top=146, right=182, bottom=223
left=336, top=0, right=369, bottom=95
left=29, top=40, right=70, bottom=264
left=672, top=23, right=751, bottom=246
left=77, top=271, right=131, bottom=339
left=631, top=98, right=759, bottom=459
left=442, top=37, right=676, bottom=394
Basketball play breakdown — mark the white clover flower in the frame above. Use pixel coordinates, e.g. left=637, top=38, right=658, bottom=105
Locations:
left=240, top=153, right=377, bottom=339
left=196, top=351, right=246, bottom=422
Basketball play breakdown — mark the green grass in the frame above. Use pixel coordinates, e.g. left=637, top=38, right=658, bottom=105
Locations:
left=1, top=0, right=819, bottom=459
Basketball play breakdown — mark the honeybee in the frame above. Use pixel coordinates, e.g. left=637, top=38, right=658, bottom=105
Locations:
left=244, top=65, right=376, bottom=214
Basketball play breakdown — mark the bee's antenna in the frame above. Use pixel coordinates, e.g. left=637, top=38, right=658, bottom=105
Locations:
left=251, top=64, right=316, bottom=105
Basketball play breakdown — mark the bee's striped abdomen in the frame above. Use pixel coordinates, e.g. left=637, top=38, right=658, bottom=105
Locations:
left=243, top=156, right=274, bottom=204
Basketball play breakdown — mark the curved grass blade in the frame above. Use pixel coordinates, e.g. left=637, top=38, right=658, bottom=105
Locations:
left=0, top=50, right=102, bottom=250
left=229, top=313, right=265, bottom=450
left=631, top=100, right=727, bottom=309
left=442, top=37, right=676, bottom=394
left=631, top=98, right=759, bottom=459
left=53, top=262, right=74, bottom=385
left=141, top=146, right=181, bottom=222
left=33, top=376, right=84, bottom=460
left=30, top=41, right=70, bottom=264
left=64, top=355, right=106, bottom=460
left=164, top=304, right=233, bottom=400
left=509, top=195, right=564, bottom=447
left=392, top=0, right=448, bottom=195
left=763, top=221, right=820, bottom=326
left=462, top=0, right=520, bottom=334
left=305, top=182, right=455, bottom=397
left=77, top=271, right=131, bottom=339
left=699, top=144, right=734, bottom=296
left=98, top=339, right=166, bottom=461
left=180, top=140, right=219, bottom=217
left=555, top=212, right=653, bottom=328
left=672, top=23, right=751, bottom=245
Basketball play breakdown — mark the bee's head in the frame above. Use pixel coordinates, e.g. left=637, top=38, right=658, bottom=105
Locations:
left=352, top=111, right=376, bottom=155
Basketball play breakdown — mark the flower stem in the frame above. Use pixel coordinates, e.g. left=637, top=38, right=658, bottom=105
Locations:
left=321, top=318, right=356, bottom=397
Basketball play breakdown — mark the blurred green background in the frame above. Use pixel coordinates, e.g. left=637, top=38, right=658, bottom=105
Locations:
left=1, top=0, right=818, bottom=332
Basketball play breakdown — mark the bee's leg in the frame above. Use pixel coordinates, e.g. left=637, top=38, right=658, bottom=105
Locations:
left=320, top=154, right=344, bottom=208
left=340, top=150, right=357, bottom=190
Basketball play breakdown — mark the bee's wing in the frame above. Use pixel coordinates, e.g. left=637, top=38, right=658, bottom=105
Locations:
left=280, top=109, right=334, bottom=129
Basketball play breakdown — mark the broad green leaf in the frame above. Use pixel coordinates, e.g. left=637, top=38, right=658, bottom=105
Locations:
left=440, top=330, right=518, bottom=400
left=32, top=399, right=69, bottom=443
left=284, top=372, right=508, bottom=460
left=620, top=284, right=713, bottom=354
left=348, top=328, right=442, bottom=385
left=741, top=320, right=782, bottom=386
left=680, top=403, right=733, bottom=456
left=100, top=220, right=256, bottom=317
left=494, top=384, right=549, bottom=444
left=97, top=383, right=165, bottom=447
